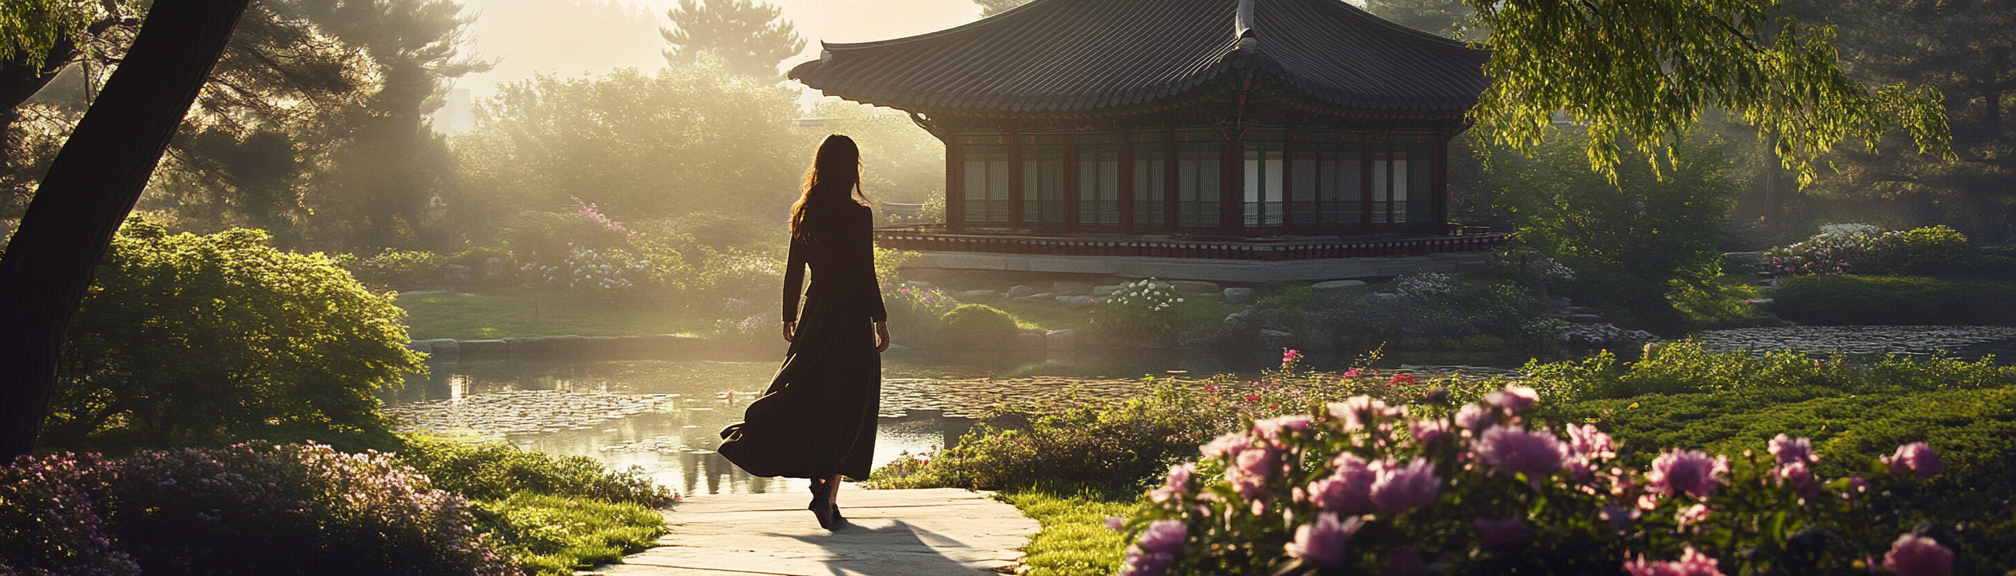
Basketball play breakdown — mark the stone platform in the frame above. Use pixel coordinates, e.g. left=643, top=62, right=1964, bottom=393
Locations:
left=904, top=250, right=1489, bottom=283
left=582, top=488, right=1038, bottom=575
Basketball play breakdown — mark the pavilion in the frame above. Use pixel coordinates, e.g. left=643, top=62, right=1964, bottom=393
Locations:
left=788, top=0, right=1505, bottom=265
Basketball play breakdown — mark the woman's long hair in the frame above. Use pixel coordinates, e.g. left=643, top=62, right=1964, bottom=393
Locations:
left=790, top=134, right=868, bottom=244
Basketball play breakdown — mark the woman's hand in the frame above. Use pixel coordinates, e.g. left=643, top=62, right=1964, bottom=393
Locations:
left=782, top=321, right=797, bottom=342
left=874, top=321, right=891, bottom=353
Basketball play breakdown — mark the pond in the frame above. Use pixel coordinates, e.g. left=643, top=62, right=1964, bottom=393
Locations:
left=380, top=326, right=2016, bottom=497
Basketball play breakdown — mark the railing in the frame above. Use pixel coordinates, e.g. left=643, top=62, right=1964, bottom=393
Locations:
left=873, top=229, right=1510, bottom=261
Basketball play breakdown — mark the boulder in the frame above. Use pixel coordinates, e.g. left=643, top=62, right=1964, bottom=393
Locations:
left=1255, top=329, right=1297, bottom=350
left=1168, top=280, right=1222, bottom=294
left=1006, top=285, right=1037, bottom=298
left=405, top=340, right=434, bottom=355
left=1014, top=329, right=1046, bottom=351
left=417, top=338, right=460, bottom=363
left=960, top=289, right=1002, bottom=301
left=1051, top=281, right=1094, bottom=295
left=1044, top=329, right=1077, bottom=351
left=482, top=257, right=506, bottom=280
left=1056, top=295, right=1096, bottom=308
left=1311, top=279, right=1367, bottom=292
left=1222, top=287, right=1257, bottom=305
left=1177, top=330, right=1220, bottom=350
left=1092, top=284, right=1126, bottom=297
left=444, top=264, right=472, bottom=284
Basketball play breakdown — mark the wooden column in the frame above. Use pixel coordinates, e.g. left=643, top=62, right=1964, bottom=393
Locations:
left=1221, top=136, right=1241, bottom=233
left=1163, top=137, right=1179, bottom=232
left=1118, top=135, right=1136, bottom=233
left=944, top=130, right=964, bottom=233
left=1063, top=142, right=1080, bottom=232
left=1432, top=135, right=1449, bottom=231
left=1008, top=131, right=1025, bottom=229
left=1359, top=142, right=1374, bottom=231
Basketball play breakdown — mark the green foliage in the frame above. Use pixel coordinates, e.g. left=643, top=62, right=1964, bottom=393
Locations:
left=1525, top=340, right=2016, bottom=402
left=882, top=285, right=957, bottom=345
left=394, top=436, right=676, bottom=507
left=453, top=63, right=801, bottom=231
left=1364, top=0, right=1469, bottom=38
left=1092, top=279, right=1189, bottom=343
left=1003, top=488, right=1140, bottom=576
left=1263, top=274, right=1559, bottom=348
left=474, top=493, right=665, bottom=576
left=1462, top=0, right=1952, bottom=185
left=1861, top=225, right=1974, bottom=275
left=335, top=247, right=445, bottom=292
left=940, top=304, right=1020, bottom=348
left=43, top=220, right=423, bottom=451
left=500, top=210, right=632, bottom=267
left=658, top=0, right=804, bottom=81
left=1769, top=274, right=2016, bottom=325
left=0, top=0, right=93, bottom=72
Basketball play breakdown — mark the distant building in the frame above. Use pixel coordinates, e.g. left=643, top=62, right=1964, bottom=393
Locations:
left=787, top=0, right=1505, bottom=277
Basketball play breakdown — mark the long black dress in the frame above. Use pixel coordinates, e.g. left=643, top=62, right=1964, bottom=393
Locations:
left=718, top=201, right=887, bottom=481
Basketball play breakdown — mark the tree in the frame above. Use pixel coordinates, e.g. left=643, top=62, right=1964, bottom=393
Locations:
left=1464, top=0, right=1952, bottom=184
left=660, top=0, right=804, bottom=81
left=0, top=0, right=255, bottom=460
left=807, top=100, right=944, bottom=205
left=1366, top=0, right=1469, bottom=37
left=973, top=0, right=1029, bottom=17
left=43, top=220, right=421, bottom=450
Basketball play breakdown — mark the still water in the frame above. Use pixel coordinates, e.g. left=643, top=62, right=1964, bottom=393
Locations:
left=379, top=347, right=1529, bottom=497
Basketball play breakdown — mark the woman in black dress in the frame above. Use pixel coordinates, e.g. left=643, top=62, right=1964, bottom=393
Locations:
left=718, top=134, right=889, bottom=530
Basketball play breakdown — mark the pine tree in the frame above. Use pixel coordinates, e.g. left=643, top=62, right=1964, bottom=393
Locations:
left=660, top=0, right=804, bottom=82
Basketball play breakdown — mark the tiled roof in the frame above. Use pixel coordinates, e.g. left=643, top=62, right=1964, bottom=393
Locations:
left=787, top=0, right=1489, bottom=116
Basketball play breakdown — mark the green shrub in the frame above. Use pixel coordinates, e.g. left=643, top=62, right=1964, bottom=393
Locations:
left=44, top=220, right=423, bottom=451
left=1769, top=274, right=2016, bottom=325
left=1565, top=269, right=1690, bottom=334
left=335, top=248, right=446, bottom=291
left=501, top=210, right=630, bottom=266
left=394, top=436, right=675, bottom=507
left=1093, top=279, right=1188, bottom=344
left=1861, top=225, right=1973, bottom=275
left=475, top=493, right=665, bottom=575
left=883, top=285, right=958, bottom=345
left=940, top=304, right=1020, bottom=348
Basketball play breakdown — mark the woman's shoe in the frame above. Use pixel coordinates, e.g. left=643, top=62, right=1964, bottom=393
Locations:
left=809, top=495, right=835, bottom=530
left=828, top=502, right=848, bottom=529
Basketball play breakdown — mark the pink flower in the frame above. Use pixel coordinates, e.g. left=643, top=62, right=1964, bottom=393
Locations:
left=1407, top=419, right=1449, bottom=446
left=1675, top=503, right=1712, bottom=531
left=1202, top=384, right=1220, bottom=394
left=1776, top=461, right=1821, bottom=500
left=1647, top=449, right=1727, bottom=500
left=1622, top=545, right=1726, bottom=576
left=1231, top=445, right=1282, bottom=502
left=1199, top=432, right=1250, bottom=459
left=1342, top=368, right=1362, bottom=378
left=1882, top=534, right=1953, bottom=576
left=1389, top=373, right=1417, bottom=386
left=1883, top=442, right=1943, bottom=479
left=1282, top=349, right=1303, bottom=368
left=1285, top=512, right=1363, bottom=567
left=1106, top=516, right=1126, bottom=531
left=1151, top=463, right=1195, bottom=503
left=1767, top=434, right=1818, bottom=466
left=1471, top=425, right=1570, bottom=478
left=1120, top=520, right=1187, bottom=576
left=1310, top=453, right=1375, bottom=513
left=1455, top=404, right=1497, bottom=433
left=1473, top=516, right=1528, bottom=552
left=1254, top=415, right=1312, bottom=445
left=1137, top=519, right=1185, bottom=553
left=1483, top=384, right=1539, bottom=413
left=1369, top=458, right=1441, bottom=513
left=1328, top=396, right=1404, bottom=431
left=1567, top=423, right=1616, bottom=461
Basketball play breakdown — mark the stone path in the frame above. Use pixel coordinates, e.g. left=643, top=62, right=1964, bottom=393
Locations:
left=582, top=488, right=1040, bottom=576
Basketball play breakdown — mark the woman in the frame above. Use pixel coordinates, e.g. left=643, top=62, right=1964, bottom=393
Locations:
left=718, top=134, right=890, bottom=530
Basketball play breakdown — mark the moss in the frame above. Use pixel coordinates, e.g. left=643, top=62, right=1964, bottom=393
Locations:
left=940, top=304, right=1021, bottom=348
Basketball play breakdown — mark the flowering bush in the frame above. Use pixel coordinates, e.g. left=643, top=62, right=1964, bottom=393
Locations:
left=1095, top=278, right=1188, bottom=342
left=522, top=246, right=653, bottom=295
left=1114, top=384, right=1974, bottom=575
left=0, top=442, right=519, bottom=575
left=883, top=285, right=959, bottom=345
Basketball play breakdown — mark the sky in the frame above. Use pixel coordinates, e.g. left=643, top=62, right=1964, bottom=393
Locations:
left=447, top=0, right=984, bottom=107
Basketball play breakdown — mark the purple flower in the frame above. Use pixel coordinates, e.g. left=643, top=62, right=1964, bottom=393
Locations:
left=1106, top=516, right=1126, bottom=531
left=1767, top=434, right=1817, bottom=466
left=1137, top=519, right=1185, bottom=554
left=1328, top=396, right=1403, bottom=431
left=1483, top=384, right=1539, bottom=413
left=1150, top=462, right=1195, bottom=504
left=1285, top=512, right=1363, bottom=567
left=1882, top=534, right=1953, bottom=576
left=1309, top=453, right=1375, bottom=513
left=1623, top=545, right=1726, bottom=576
left=1473, top=516, right=1528, bottom=552
left=1455, top=403, right=1497, bottom=433
left=1600, top=504, right=1639, bottom=534
left=1407, top=419, right=1449, bottom=447
left=1776, top=461, right=1821, bottom=500
left=1369, top=458, right=1440, bottom=513
left=1231, top=445, right=1282, bottom=503
left=1883, top=442, right=1943, bottom=479
left=1567, top=423, right=1616, bottom=461
left=1647, top=449, right=1727, bottom=500
left=1471, top=425, right=1570, bottom=478
left=1675, top=503, right=1712, bottom=531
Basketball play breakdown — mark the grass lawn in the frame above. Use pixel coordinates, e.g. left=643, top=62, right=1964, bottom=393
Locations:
left=395, top=289, right=709, bottom=340
left=1000, top=487, right=1139, bottom=576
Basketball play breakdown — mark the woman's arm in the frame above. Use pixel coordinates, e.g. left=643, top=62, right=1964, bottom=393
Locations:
left=781, top=235, right=808, bottom=341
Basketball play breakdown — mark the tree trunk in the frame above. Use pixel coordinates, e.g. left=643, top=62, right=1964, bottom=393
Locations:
left=0, top=0, right=252, bottom=461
